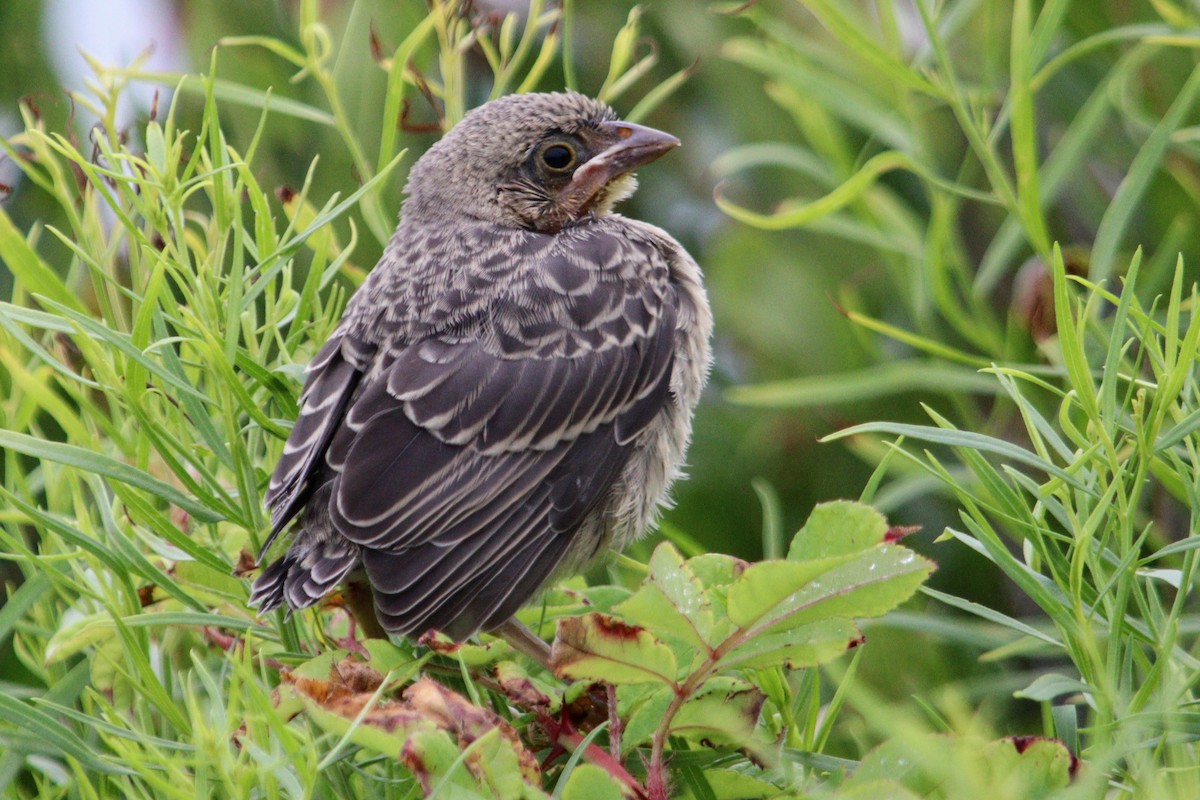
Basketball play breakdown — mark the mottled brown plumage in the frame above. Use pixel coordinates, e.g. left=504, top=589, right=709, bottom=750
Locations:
left=249, top=92, right=711, bottom=641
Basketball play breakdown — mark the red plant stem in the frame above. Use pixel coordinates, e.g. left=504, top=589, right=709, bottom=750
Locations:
left=203, top=626, right=287, bottom=670
left=556, top=726, right=645, bottom=797
left=607, top=683, right=623, bottom=759
left=646, top=630, right=753, bottom=799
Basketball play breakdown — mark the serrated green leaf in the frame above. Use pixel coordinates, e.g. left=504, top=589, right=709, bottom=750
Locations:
left=559, top=763, right=629, bottom=800
left=452, top=727, right=542, bottom=799
left=619, top=685, right=673, bottom=755
left=615, top=583, right=707, bottom=655
left=362, top=639, right=423, bottom=676
left=670, top=680, right=774, bottom=764
left=615, top=542, right=714, bottom=651
left=687, top=553, right=750, bottom=589
left=851, top=733, right=1076, bottom=797
left=647, top=543, right=714, bottom=636
left=729, top=546, right=934, bottom=636
left=720, top=619, right=862, bottom=670
left=411, top=730, right=509, bottom=799
left=429, top=633, right=514, bottom=667
left=726, top=559, right=856, bottom=628
left=980, top=738, right=1075, bottom=792
left=699, top=769, right=782, bottom=800
left=551, top=613, right=678, bottom=686
left=787, top=500, right=889, bottom=561
left=290, top=650, right=349, bottom=680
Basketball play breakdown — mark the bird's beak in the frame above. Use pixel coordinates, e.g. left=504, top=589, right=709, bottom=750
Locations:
left=563, top=121, right=679, bottom=215
left=586, top=120, right=680, bottom=180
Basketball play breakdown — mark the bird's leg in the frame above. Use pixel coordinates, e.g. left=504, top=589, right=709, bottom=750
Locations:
left=494, top=617, right=553, bottom=669
left=343, top=578, right=390, bottom=640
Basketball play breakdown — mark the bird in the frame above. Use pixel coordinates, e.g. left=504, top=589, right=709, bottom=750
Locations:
left=248, top=91, right=712, bottom=647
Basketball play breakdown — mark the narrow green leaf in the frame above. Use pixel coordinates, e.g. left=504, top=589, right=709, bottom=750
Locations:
left=0, top=694, right=132, bottom=776
left=0, top=573, right=50, bottom=644
left=36, top=296, right=212, bottom=405
left=922, top=587, right=1062, bottom=646
left=1091, top=63, right=1200, bottom=280
left=0, top=208, right=85, bottom=312
left=1014, top=673, right=1090, bottom=702
left=0, top=429, right=222, bottom=523
left=727, top=360, right=1000, bottom=408
left=1008, top=0, right=1051, bottom=255
left=823, top=419, right=1087, bottom=490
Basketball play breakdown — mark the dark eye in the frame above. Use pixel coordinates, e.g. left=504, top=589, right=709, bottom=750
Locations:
left=541, top=144, right=575, bottom=171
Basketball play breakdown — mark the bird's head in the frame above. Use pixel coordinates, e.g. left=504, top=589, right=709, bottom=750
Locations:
left=402, top=91, right=679, bottom=233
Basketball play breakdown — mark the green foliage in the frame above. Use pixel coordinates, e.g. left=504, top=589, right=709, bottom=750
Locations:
left=827, top=251, right=1200, bottom=798
left=711, top=0, right=1200, bottom=797
left=4, top=0, right=1200, bottom=798
left=264, top=501, right=928, bottom=798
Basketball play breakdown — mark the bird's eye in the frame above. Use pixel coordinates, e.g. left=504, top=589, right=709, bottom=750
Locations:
left=541, top=144, right=576, bottom=171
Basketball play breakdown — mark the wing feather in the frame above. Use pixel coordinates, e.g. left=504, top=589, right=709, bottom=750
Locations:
left=260, top=334, right=374, bottom=556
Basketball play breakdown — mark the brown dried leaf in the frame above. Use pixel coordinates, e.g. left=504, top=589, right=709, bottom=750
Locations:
left=404, top=679, right=541, bottom=785
left=495, top=661, right=552, bottom=709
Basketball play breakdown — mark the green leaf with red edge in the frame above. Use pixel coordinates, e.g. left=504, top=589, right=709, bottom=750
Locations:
left=979, top=737, right=1076, bottom=793
left=551, top=613, right=678, bottom=686
left=427, top=630, right=514, bottom=665
left=718, top=618, right=863, bottom=670
left=495, top=660, right=557, bottom=711
left=284, top=672, right=545, bottom=796
left=400, top=729, right=490, bottom=798
left=775, top=545, right=932, bottom=635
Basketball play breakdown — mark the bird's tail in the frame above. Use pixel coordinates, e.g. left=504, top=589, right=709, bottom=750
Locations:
left=248, top=536, right=360, bottom=614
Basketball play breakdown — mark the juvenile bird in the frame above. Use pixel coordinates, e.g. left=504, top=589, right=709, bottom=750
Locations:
left=249, top=92, right=712, bottom=644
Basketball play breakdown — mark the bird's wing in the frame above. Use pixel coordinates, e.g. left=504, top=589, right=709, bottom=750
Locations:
left=260, top=332, right=376, bottom=556
left=325, top=232, right=677, bottom=637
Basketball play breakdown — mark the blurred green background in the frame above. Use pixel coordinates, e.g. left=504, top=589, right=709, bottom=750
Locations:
left=3, top=0, right=1200, bottom=779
